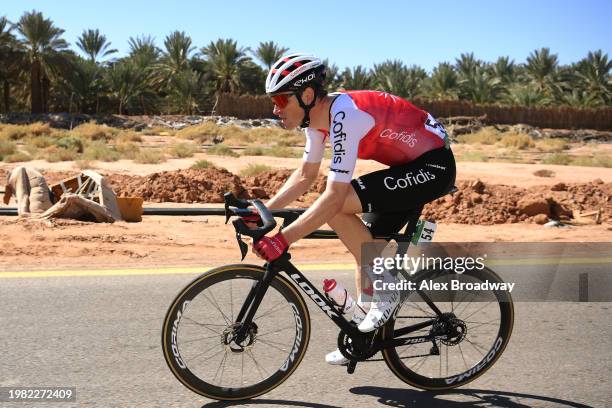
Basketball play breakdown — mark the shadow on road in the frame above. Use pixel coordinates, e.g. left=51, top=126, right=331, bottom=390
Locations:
left=202, top=399, right=341, bottom=408
left=350, top=386, right=593, bottom=408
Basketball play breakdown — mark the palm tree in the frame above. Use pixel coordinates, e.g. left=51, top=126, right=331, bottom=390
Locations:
left=76, top=29, right=117, bottom=63
left=428, top=62, right=458, bottom=100
left=573, top=50, right=611, bottom=105
left=524, top=47, right=559, bottom=96
left=458, top=66, right=505, bottom=103
left=252, top=41, right=288, bottom=69
left=490, top=56, right=516, bottom=84
left=200, top=38, right=250, bottom=94
left=505, top=84, right=549, bottom=107
left=128, top=35, right=160, bottom=61
left=155, top=31, right=195, bottom=89
left=166, top=69, right=204, bottom=114
left=340, top=65, right=373, bottom=90
left=60, top=56, right=103, bottom=113
left=455, top=52, right=482, bottom=78
left=0, top=16, right=23, bottom=112
left=373, top=59, right=406, bottom=94
left=106, top=59, right=154, bottom=114
left=16, top=10, right=69, bottom=113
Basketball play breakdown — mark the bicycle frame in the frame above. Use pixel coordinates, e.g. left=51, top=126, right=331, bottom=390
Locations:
left=232, top=204, right=449, bottom=351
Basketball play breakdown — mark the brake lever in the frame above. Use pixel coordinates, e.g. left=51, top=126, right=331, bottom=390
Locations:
left=235, top=230, right=249, bottom=261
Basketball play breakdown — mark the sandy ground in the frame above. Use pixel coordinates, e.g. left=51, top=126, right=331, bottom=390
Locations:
left=1, top=158, right=611, bottom=272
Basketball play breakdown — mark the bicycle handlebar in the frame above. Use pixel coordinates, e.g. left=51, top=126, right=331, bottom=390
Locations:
left=224, top=193, right=278, bottom=259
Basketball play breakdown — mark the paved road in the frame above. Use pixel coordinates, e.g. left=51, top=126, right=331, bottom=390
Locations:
left=1, top=268, right=610, bottom=407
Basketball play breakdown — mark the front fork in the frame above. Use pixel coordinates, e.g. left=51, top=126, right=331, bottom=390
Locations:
left=232, top=256, right=286, bottom=343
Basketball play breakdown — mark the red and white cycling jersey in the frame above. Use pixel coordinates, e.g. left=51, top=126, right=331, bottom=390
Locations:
left=303, top=90, right=449, bottom=183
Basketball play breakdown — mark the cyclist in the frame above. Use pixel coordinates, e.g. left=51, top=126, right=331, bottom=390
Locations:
left=250, top=53, right=456, bottom=364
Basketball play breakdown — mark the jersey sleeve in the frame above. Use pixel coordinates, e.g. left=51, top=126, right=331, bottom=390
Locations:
left=328, top=94, right=375, bottom=183
left=302, top=128, right=325, bottom=163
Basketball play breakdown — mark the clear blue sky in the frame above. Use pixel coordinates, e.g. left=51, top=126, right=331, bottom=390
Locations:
left=4, top=0, right=611, bottom=72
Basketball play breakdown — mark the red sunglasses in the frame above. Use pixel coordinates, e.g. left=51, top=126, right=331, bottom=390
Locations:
left=270, top=93, right=293, bottom=108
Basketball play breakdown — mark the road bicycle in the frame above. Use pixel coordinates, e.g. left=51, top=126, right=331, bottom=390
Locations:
left=162, top=191, right=514, bottom=401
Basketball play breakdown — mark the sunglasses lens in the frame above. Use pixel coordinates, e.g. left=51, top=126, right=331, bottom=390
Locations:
left=271, top=94, right=289, bottom=108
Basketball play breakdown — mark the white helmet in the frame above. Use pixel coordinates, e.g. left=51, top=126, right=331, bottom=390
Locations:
left=265, top=53, right=326, bottom=95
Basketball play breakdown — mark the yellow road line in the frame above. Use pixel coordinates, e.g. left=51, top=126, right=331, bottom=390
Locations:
left=0, top=258, right=610, bottom=279
left=0, top=263, right=355, bottom=279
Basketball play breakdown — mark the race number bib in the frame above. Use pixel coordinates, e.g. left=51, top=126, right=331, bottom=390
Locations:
left=424, top=113, right=449, bottom=146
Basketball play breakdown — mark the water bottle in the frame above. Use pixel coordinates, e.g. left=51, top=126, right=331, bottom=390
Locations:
left=323, top=279, right=355, bottom=314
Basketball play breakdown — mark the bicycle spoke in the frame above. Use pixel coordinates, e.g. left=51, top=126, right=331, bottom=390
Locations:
left=256, top=338, right=289, bottom=353
left=465, top=318, right=500, bottom=331
left=213, top=351, right=228, bottom=384
left=246, top=349, right=270, bottom=380
left=204, top=290, right=231, bottom=325
left=463, top=336, right=487, bottom=357
left=182, top=316, right=222, bottom=335
left=254, top=300, right=288, bottom=321
left=179, top=334, right=221, bottom=345
left=454, top=292, right=478, bottom=317
left=190, top=344, right=226, bottom=365
left=256, top=324, right=295, bottom=338
left=411, top=355, right=429, bottom=372
left=462, top=301, right=495, bottom=322
left=458, top=343, right=469, bottom=371
left=230, top=279, right=234, bottom=323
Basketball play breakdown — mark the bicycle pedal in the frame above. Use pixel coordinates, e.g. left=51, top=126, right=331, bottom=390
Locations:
left=347, top=361, right=357, bottom=374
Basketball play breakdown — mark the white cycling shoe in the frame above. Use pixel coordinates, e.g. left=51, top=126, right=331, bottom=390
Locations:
left=357, top=289, right=400, bottom=332
left=358, top=270, right=400, bottom=333
left=325, top=301, right=368, bottom=365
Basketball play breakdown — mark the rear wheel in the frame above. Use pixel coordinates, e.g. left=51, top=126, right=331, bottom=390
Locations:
left=382, top=266, right=514, bottom=390
left=162, top=265, right=311, bottom=400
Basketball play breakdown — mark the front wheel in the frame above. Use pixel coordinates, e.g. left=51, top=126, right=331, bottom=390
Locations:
left=382, top=266, right=514, bottom=390
left=162, top=265, right=311, bottom=400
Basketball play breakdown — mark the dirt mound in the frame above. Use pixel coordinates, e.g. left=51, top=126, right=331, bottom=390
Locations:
left=423, top=179, right=611, bottom=225
left=57, top=167, right=609, bottom=225
left=108, top=168, right=247, bottom=203
left=243, top=169, right=326, bottom=206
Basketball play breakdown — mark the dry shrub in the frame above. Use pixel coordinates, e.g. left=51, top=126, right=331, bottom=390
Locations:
left=134, top=148, right=166, bottom=164
left=176, top=122, right=222, bottom=142
left=536, top=138, right=569, bottom=152
left=500, top=133, right=535, bottom=149
left=116, top=131, right=143, bottom=143
left=571, top=154, right=612, bottom=168
left=3, top=151, right=32, bottom=163
left=458, top=151, right=489, bottom=162
left=533, top=169, right=556, bottom=177
left=456, top=127, right=500, bottom=145
left=167, top=142, right=197, bottom=158
left=25, top=135, right=56, bottom=149
left=43, top=146, right=80, bottom=162
left=219, top=125, right=252, bottom=144
left=74, top=159, right=96, bottom=170
left=239, top=164, right=273, bottom=177
left=265, top=144, right=301, bottom=158
left=142, top=126, right=176, bottom=136
left=72, top=121, right=118, bottom=141
left=542, top=153, right=572, bottom=165
left=0, top=123, right=51, bottom=140
left=243, top=146, right=265, bottom=156
left=247, top=127, right=303, bottom=145
left=191, top=159, right=217, bottom=169
left=0, top=139, right=16, bottom=159
left=207, top=144, right=239, bottom=157
left=82, top=141, right=120, bottom=161
left=116, top=142, right=141, bottom=160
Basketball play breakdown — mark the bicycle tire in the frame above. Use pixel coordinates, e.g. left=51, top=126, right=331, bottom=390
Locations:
left=382, top=266, right=514, bottom=390
left=162, top=264, right=311, bottom=400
